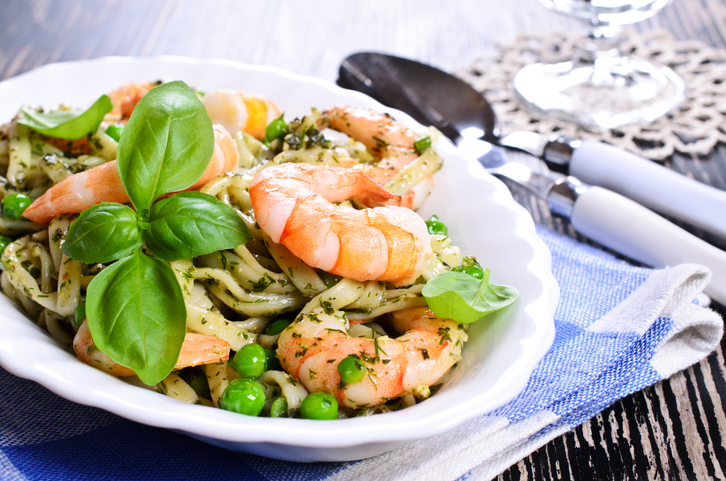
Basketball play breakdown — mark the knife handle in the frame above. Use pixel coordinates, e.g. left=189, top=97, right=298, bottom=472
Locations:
left=565, top=140, right=726, bottom=238
left=565, top=183, right=726, bottom=305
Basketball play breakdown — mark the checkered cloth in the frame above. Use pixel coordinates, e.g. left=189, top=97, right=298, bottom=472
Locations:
left=1, top=227, right=721, bottom=481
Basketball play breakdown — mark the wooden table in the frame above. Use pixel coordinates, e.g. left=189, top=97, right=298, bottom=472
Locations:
left=2, top=1, right=725, bottom=479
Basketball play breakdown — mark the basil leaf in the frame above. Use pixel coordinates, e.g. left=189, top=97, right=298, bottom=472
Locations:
left=19, top=94, right=113, bottom=139
left=62, top=203, right=142, bottom=263
left=422, top=269, right=518, bottom=323
left=117, top=81, right=214, bottom=212
left=86, top=249, right=186, bottom=385
left=145, top=191, right=252, bottom=261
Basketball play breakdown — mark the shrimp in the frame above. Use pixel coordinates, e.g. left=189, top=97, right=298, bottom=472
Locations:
left=276, top=306, right=466, bottom=409
left=202, top=89, right=281, bottom=140
left=249, top=163, right=432, bottom=286
left=321, top=107, right=417, bottom=174
left=319, top=106, right=437, bottom=208
left=22, top=124, right=239, bottom=224
left=107, top=81, right=158, bottom=121
left=40, top=135, right=92, bottom=156
left=73, top=320, right=230, bottom=377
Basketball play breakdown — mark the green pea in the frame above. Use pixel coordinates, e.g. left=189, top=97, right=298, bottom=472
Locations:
left=337, top=355, right=365, bottom=384
left=265, top=318, right=291, bottom=336
left=74, top=301, right=86, bottom=326
left=452, top=264, right=484, bottom=280
left=265, top=348, right=282, bottom=371
left=187, top=369, right=211, bottom=399
left=269, top=396, right=288, bottom=418
left=425, top=214, right=447, bottom=236
left=219, top=378, right=266, bottom=416
left=300, top=392, right=338, bottom=420
left=414, top=135, right=431, bottom=154
left=2, top=193, right=32, bottom=220
left=231, top=343, right=267, bottom=378
left=0, top=235, right=12, bottom=254
left=105, top=124, right=124, bottom=142
left=264, top=114, right=288, bottom=143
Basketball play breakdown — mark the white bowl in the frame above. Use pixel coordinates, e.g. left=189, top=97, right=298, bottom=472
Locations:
left=0, top=57, right=558, bottom=462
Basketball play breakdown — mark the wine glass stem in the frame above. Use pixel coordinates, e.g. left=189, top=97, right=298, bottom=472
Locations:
left=579, top=23, right=623, bottom=63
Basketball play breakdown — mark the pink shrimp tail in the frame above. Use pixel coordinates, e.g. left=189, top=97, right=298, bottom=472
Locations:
left=22, top=125, right=238, bottom=225
left=74, top=320, right=231, bottom=378
left=22, top=161, right=129, bottom=224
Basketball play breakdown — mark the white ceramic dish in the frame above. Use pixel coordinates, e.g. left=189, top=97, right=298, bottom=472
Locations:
left=0, top=57, right=559, bottom=462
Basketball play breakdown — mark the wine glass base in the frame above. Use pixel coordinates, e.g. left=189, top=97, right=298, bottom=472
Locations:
left=513, top=56, right=686, bottom=128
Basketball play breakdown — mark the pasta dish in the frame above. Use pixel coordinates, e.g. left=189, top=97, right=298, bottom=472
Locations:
left=0, top=81, right=517, bottom=419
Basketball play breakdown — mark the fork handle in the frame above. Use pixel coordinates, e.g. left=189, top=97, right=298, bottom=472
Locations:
left=567, top=140, right=726, bottom=238
left=556, top=181, right=726, bottom=305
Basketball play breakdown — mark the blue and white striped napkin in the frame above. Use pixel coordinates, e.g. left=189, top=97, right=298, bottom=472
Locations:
left=0, top=227, right=722, bottom=481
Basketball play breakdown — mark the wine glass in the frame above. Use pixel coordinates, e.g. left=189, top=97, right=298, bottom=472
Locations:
left=513, top=0, right=686, bottom=128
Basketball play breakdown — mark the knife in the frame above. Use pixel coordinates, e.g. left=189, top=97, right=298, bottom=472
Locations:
left=459, top=138, right=726, bottom=305
left=338, top=52, right=726, bottom=239
left=499, top=130, right=726, bottom=239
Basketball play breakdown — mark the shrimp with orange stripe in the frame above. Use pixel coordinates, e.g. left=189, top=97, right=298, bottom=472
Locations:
left=107, top=81, right=159, bottom=122
left=319, top=106, right=443, bottom=210
left=248, top=106, right=445, bottom=286
left=276, top=306, right=466, bottom=409
left=249, top=162, right=432, bottom=286
left=73, top=319, right=230, bottom=378
left=202, top=89, right=281, bottom=141
left=22, top=124, right=240, bottom=224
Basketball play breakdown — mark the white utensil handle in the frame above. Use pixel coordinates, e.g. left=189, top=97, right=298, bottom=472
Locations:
left=569, top=140, right=726, bottom=238
left=570, top=186, right=726, bottom=305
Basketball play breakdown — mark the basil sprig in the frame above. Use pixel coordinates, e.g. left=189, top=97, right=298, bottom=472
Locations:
left=19, top=94, right=113, bottom=139
left=422, top=268, right=518, bottom=324
left=62, top=80, right=252, bottom=384
left=117, top=81, right=214, bottom=213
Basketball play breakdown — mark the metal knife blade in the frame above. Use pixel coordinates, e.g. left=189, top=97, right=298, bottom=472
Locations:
left=458, top=138, right=561, bottom=200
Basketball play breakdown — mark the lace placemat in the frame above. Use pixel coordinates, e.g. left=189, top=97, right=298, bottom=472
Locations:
left=457, top=30, right=726, bottom=161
